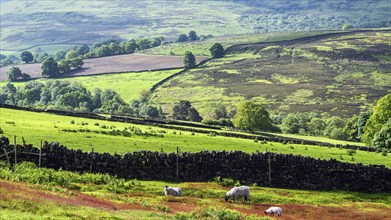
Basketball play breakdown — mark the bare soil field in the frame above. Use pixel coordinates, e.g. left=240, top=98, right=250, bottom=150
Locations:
left=0, top=53, right=207, bottom=81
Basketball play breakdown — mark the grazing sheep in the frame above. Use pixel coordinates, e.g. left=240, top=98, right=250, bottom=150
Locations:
left=224, top=186, right=250, bottom=203
left=163, top=185, right=182, bottom=197
left=264, top=207, right=282, bottom=217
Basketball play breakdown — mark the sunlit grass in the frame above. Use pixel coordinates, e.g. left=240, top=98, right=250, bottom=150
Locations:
left=1, top=108, right=390, bottom=167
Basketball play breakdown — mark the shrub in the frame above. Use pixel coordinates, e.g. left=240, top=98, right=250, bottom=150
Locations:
left=213, top=176, right=240, bottom=187
left=347, top=149, right=356, bottom=156
left=156, top=205, right=171, bottom=213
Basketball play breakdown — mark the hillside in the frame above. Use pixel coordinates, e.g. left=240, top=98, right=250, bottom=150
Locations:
left=151, top=30, right=391, bottom=118
left=1, top=107, right=390, bottom=167
left=0, top=0, right=389, bottom=55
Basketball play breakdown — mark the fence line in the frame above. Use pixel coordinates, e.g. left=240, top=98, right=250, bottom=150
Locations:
left=0, top=136, right=390, bottom=193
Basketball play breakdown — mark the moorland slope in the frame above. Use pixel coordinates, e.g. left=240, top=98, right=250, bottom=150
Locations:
left=152, top=30, right=391, bottom=118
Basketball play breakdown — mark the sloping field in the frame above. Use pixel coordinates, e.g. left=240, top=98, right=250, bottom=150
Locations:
left=1, top=179, right=390, bottom=220
left=1, top=108, right=390, bottom=167
left=0, top=53, right=206, bottom=81
left=152, top=31, right=391, bottom=118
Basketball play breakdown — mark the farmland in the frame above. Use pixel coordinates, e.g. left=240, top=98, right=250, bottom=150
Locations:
left=0, top=108, right=389, bottom=168
left=0, top=53, right=207, bottom=81
left=0, top=162, right=390, bottom=220
left=1, top=1, right=391, bottom=219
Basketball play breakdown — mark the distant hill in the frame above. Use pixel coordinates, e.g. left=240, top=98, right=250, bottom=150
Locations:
left=0, top=0, right=389, bottom=54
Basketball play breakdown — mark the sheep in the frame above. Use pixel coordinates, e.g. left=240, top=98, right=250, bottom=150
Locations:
left=163, top=185, right=182, bottom=197
left=224, top=186, right=250, bottom=203
left=264, top=207, right=282, bottom=217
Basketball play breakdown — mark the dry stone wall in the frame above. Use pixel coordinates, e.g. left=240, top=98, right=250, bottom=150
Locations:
left=1, top=137, right=389, bottom=193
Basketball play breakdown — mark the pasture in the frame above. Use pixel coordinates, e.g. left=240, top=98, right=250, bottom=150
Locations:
left=0, top=53, right=207, bottom=81
left=143, top=31, right=336, bottom=56
left=0, top=108, right=389, bottom=168
left=0, top=162, right=390, bottom=220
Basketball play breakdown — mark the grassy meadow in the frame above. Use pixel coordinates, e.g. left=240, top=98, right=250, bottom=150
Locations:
left=9, top=69, right=179, bottom=102
left=0, top=108, right=389, bottom=168
left=0, top=162, right=390, bottom=219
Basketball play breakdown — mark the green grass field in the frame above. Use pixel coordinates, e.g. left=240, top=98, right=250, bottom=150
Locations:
left=11, top=69, right=179, bottom=102
left=1, top=108, right=389, bottom=168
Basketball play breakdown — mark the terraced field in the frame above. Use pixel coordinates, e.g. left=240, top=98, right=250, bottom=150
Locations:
left=151, top=30, right=391, bottom=118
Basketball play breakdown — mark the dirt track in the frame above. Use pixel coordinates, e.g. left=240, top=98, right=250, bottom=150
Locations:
left=0, top=53, right=207, bottom=81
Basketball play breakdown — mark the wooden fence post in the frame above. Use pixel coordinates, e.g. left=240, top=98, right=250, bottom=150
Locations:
left=176, top=146, right=179, bottom=180
left=39, top=140, right=42, bottom=167
left=90, top=148, right=94, bottom=173
left=268, top=153, right=271, bottom=186
left=13, top=136, right=17, bottom=165
left=3, top=148, right=10, bottom=164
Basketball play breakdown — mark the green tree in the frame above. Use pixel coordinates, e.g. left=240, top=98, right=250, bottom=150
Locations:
left=176, top=34, right=188, bottom=43
left=233, top=101, right=273, bottom=131
left=362, top=93, right=391, bottom=145
left=323, top=116, right=346, bottom=140
left=120, top=41, right=138, bottom=53
left=173, top=100, right=192, bottom=120
left=341, top=23, right=353, bottom=31
left=172, top=100, right=202, bottom=121
left=188, top=30, right=197, bottom=41
left=53, top=50, right=66, bottom=61
left=76, top=45, right=90, bottom=56
left=41, top=57, right=59, bottom=77
left=210, top=43, right=225, bottom=58
left=109, top=42, right=124, bottom=55
left=70, top=58, right=83, bottom=69
left=139, top=104, right=159, bottom=118
left=183, top=51, right=196, bottom=68
left=65, top=50, right=79, bottom=60
left=7, top=67, right=22, bottom=81
left=21, top=51, right=34, bottom=63
left=96, top=45, right=112, bottom=57
left=136, top=39, right=151, bottom=50
left=280, top=113, right=310, bottom=134
left=34, top=53, right=49, bottom=62
left=372, top=119, right=391, bottom=148
left=308, top=117, right=326, bottom=136
left=188, top=107, right=203, bottom=122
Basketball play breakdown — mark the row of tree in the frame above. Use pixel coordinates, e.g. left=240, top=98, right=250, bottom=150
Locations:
left=270, top=94, right=391, bottom=148
left=176, top=31, right=214, bottom=43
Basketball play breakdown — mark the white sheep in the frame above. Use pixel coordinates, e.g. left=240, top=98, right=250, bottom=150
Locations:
left=224, top=186, right=250, bottom=203
left=264, top=207, right=282, bottom=217
left=163, top=185, right=182, bottom=197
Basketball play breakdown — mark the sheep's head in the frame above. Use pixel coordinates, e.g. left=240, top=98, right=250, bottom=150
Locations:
left=224, top=196, right=229, bottom=202
left=163, top=185, right=169, bottom=189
